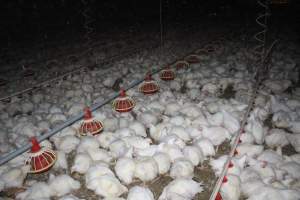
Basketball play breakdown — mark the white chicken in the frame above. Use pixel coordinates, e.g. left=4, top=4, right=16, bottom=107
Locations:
left=153, top=152, right=171, bottom=174
left=53, top=135, right=80, bottom=154
left=53, top=150, right=68, bottom=170
left=71, top=153, right=92, bottom=174
left=202, top=125, right=230, bottom=147
left=158, top=178, right=203, bottom=200
left=149, top=122, right=171, bottom=141
left=127, top=186, right=154, bottom=200
left=183, top=145, right=204, bottom=166
left=279, top=161, right=300, bottom=179
left=245, top=116, right=265, bottom=144
left=109, top=139, right=132, bottom=158
left=16, top=181, right=53, bottom=200
left=164, top=102, right=181, bottom=116
left=157, top=143, right=184, bottom=162
left=272, top=111, right=292, bottom=129
left=48, top=174, right=80, bottom=197
left=0, top=165, right=29, bottom=188
left=210, top=155, right=246, bottom=177
left=87, top=148, right=113, bottom=163
left=128, top=121, right=147, bottom=137
left=220, top=174, right=241, bottom=200
left=96, top=131, right=118, bottom=149
left=138, top=111, right=159, bottom=126
left=122, top=136, right=152, bottom=149
left=235, top=144, right=264, bottom=158
left=169, top=126, right=191, bottom=141
left=115, top=157, right=136, bottom=184
left=89, top=175, right=127, bottom=198
left=221, top=110, right=240, bottom=134
left=170, top=158, right=194, bottom=179
left=77, top=136, right=100, bottom=153
left=160, top=135, right=186, bottom=149
left=114, top=128, right=135, bottom=138
left=58, top=194, right=83, bottom=200
left=134, top=156, right=158, bottom=182
left=193, top=138, right=215, bottom=157
left=103, top=117, right=119, bottom=132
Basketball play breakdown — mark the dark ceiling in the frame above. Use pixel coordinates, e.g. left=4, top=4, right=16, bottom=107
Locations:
left=0, top=0, right=299, bottom=46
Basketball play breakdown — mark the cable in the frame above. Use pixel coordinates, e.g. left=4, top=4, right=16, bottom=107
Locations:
left=253, top=0, right=270, bottom=63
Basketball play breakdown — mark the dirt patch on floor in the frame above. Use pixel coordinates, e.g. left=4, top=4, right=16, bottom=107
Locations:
left=282, top=144, right=297, bottom=156
left=219, top=84, right=236, bottom=99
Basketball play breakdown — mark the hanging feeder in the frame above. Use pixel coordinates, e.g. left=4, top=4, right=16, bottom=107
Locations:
left=79, top=107, right=104, bottom=136
left=112, top=89, right=135, bottom=112
left=173, top=60, right=190, bottom=70
left=139, top=73, right=159, bottom=95
left=25, top=137, right=56, bottom=173
left=160, top=67, right=175, bottom=81
left=184, top=54, right=201, bottom=64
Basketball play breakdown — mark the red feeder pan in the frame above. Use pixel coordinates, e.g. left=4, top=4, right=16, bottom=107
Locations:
left=139, top=74, right=159, bottom=95
left=160, top=67, right=175, bottom=81
left=79, top=107, right=104, bottom=136
left=25, top=137, right=56, bottom=173
left=184, top=54, right=201, bottom=64
left=112, top=89, right=135, bottom=112
left=173, top=60, right=189, bottom=70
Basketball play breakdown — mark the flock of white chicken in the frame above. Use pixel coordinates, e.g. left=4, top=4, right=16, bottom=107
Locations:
left=0, top=33, right=299, bottom=200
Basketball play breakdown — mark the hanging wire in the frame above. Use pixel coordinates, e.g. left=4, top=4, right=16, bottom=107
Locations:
left=253, top=0, right=270, bottom=62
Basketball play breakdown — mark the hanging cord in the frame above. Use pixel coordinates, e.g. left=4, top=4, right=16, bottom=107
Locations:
left=253, top=0, right=270, bottom=62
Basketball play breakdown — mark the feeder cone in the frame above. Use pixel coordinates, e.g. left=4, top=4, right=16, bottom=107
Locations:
left=139, top=73, right=159, bottom=95
left=79, top=107, right=104, bottom=136
left=160, top=67, right=175, bottom=81
left=112, top=89, right=135, bottom=112
left=234, top=149, right=238, bottom=156
left=215, top=192, right=223, bottom=200
left=25, top=137, right=56, bottom=173
left=222, top=176, right=228, bottom=183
